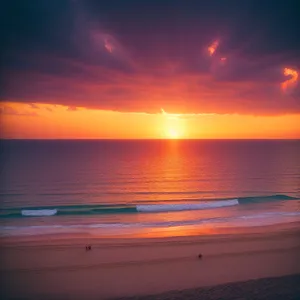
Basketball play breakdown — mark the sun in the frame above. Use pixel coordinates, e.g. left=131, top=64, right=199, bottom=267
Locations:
left=160, top=108, right=184, bottom=139
left=167, top=128, right=179, bottom=139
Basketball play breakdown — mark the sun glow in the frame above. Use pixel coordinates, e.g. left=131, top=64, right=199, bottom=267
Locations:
left=166, top=128, right=180, bottom=139
left=160, top=108, right=185, bottom=139
left=1, top=102, right=299, bottom=139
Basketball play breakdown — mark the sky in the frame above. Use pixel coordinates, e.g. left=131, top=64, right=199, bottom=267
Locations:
left=1, top=0, right=300, bottom=139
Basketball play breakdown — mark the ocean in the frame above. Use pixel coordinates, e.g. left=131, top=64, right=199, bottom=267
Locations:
left=0, top=139, right=299, bottom=238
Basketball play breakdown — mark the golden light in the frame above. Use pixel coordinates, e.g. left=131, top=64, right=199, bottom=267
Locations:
left=1, top=102, right=300, bottom=139
left=166, top=128, right=180, bottom=139
left=208, top=40, right=219, bottom=56
left=281, top=67, right=298, bottom=92
left=160, top=108, right=184, bottom=139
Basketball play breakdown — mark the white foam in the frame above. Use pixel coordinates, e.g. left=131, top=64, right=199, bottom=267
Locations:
left=1, top=210, right=300, bottom=237
left=136, top=199, right=239, bottom=212
left=21, top=209, right=57, bottom=216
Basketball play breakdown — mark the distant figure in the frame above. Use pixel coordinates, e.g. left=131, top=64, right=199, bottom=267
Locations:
left=85, top=245, right=92, bottom=251
left=198, top=253, right=203, bottom=259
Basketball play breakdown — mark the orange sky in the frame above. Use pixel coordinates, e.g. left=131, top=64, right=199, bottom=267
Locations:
left=1, top=102, right=299, bottom=139
left=2, top=1, right=300, bottom=140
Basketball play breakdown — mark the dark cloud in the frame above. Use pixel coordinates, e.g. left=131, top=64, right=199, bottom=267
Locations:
left=1, top=0, right=300, bottom=115
left=66, top=106, right=78, bottom=111
left=0, top=105, right=38, bottom=117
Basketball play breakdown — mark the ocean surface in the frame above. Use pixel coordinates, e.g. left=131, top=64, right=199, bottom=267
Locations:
left=0, top=139, right=299, bottom=238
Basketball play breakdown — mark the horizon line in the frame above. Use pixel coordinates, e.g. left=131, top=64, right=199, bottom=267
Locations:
left=1, top=138, right=299, bottom=141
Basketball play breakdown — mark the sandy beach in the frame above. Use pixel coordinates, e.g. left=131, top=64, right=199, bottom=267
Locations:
left=119, top=274, right=300, bottom=300
left=1, top=225, right=300, bottom=299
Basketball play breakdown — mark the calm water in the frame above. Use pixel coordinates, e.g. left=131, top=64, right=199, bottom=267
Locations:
left=0, top=140, right=299, bottom=238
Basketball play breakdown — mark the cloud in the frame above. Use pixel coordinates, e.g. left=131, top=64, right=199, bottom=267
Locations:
left=0, top=105, right=38, bottom=117
left=67, top=106, right=78, bottom=111
left=208, top=40, right=219, bottom=56
left=1, top=0, right=300, bottom=116
left=281, top=67, right=299, bottom=93
left=30, top=103, right=39, bottom=109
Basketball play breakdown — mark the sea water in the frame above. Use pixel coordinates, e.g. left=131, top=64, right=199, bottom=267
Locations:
left=0, top=140, right=299, bottom=238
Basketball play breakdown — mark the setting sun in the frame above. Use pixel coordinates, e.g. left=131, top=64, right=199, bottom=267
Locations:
left=161, top=108, right=185, bottom=139
left=167, top=128, right=180, bottom=139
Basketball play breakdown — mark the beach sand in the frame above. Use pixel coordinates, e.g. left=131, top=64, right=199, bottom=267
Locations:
left=0, top=226, right=300, bottom=299
left=119, top=274, right=300, bottom=300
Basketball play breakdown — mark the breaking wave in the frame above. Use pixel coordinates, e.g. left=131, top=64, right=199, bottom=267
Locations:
left=0, top=194, right=297, bottom=218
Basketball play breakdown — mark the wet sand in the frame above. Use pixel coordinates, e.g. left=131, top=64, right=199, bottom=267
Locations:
left=0, top=227, right=300, bottom=299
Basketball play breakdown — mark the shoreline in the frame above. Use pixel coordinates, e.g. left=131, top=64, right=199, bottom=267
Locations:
left=1, top=220, right=299, bottom=246
left=1, top=225, right=300, bottom=299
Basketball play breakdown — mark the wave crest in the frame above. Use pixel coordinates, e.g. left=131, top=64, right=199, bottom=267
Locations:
left=0, top=194, right=297, bottom=218
left=136, top=200, right=239, bottom=212
left=21, top=209, right=57, bottom=216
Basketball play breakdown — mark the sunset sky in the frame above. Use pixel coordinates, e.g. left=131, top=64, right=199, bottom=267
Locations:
left=1, top=0, right=300, bottom=139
